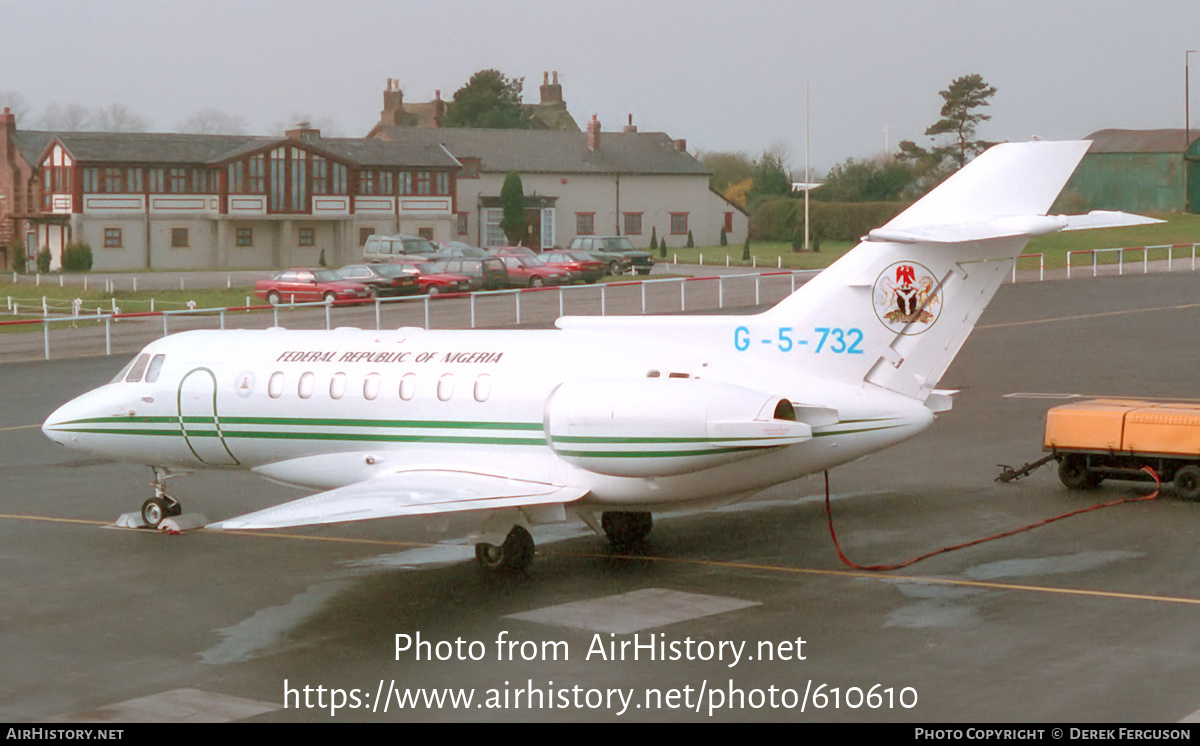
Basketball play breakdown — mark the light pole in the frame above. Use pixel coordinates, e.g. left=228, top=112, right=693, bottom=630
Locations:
left=1187, top=50, right=1197, bottom=212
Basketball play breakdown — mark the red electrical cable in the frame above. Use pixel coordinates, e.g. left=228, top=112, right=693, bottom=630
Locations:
left=824, top=467, right=1162, bottom=572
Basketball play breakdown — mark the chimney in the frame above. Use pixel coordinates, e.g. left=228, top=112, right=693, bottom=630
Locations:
left=673, top=138, right=687, bottom=153
left=432, top=89, right=445, bottom=126
left=286, top=122, right=320, bottom=143
left=382, top=79, right=405, bottom=125
left=587, top=114, right=601, bottom=151
left=540, top=70, right=563, bottom=106
left=623, top=114, right=637, bottom=133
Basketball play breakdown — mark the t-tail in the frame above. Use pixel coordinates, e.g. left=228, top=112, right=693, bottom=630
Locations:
left=760, top=139, right=1159, bottom=403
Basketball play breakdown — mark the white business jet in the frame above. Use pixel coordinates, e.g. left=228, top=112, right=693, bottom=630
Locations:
left=42, top=140, right=1155, bottom=571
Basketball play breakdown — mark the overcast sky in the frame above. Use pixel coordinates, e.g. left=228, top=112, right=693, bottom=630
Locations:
left=3, top=0, right=1199, bottom=173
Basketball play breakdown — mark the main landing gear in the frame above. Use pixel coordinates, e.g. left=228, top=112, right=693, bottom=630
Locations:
left=141, top=467, right=185, bottom=528
left=601, top=511, right=653, bottom=550
left=475, top=525, right=535, bottom=572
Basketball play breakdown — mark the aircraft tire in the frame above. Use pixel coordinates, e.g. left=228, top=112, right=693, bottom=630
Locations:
left=475, top=525, right=535, bottom=571
left=601, top=511, right=653, bottom=548
left=1175, top=465, right=1200, bottom=501
left=142, top=497, right=171, bottom=528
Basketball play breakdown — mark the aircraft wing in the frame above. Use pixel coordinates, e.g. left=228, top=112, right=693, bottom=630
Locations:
left=207, top=469, right=588, bottom=530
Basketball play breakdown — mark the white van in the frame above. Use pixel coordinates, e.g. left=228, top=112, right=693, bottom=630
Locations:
left=363, top=233, right=438, bottom=263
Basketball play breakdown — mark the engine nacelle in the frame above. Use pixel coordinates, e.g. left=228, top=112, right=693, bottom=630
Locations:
left=544, top=378, right=812, bottom=478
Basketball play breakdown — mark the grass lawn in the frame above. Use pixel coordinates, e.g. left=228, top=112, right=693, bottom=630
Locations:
left=658, top=240, right=857, bottom=271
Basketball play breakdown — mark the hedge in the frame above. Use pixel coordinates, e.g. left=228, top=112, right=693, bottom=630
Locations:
left=750, top=198, right=909, bottom=242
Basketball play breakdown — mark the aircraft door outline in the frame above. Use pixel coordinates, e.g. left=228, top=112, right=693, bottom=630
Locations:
left=177, top=367, right=240, bottom=466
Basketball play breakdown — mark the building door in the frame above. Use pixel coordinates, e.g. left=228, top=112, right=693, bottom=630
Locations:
left=523, top=207, right=541, bottom=249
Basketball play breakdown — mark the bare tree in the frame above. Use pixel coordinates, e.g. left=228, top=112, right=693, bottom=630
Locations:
left=94, top=103, right=151, bottom=132
left=177, top=108, right=249, bottom=135
left=0, top=91, right=31, bottom=121
left=37, top=103, right=94, bottom=131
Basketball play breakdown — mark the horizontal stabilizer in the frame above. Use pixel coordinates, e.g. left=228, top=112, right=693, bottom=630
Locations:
left=868, top=211, right=1162, bottom=245
left=207, top=469, right=587, bottom=530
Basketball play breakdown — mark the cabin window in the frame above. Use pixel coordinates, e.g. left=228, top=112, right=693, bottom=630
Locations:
left=473, top=374, right=491, bottom=402
left=268, top=372, right=284, bottom=399
left=437, top=374, right=454, bottom=402
left=125, top=354, right=151, bottom=383
left=145, top=355, right=166, bottom=383
left=110, top=356, right=138, bottom=384
left=363, top=373, right=380, bottom=400
left=399, top=372, right=416, bottom=401
left=298, top=371, right=315, bottom=399
left=330, top=372, right=347, bottom=400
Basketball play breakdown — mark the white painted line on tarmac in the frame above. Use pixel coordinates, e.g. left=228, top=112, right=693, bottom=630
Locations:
left=1003, top=392, right=1082, bottom=399
left=48, top=688, right=280, bottom=723
left=505, top=587, right=759, bottom=634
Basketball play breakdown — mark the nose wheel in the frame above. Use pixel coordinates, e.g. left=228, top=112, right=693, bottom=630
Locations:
left=142, top=467, right=187, bottom=528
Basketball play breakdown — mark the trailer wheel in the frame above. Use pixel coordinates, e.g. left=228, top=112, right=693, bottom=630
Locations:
left=1175, top=465, right=1200, bottom=501
left=1058, top=454, right=1098, bottom=490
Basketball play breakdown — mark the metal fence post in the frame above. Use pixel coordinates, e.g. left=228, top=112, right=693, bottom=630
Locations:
left=43, top=318, right=50, bottom=360
left=640, top=282, right=646, bottom=314
left=515, top=291, right=521, bottom=325
left=718, top=277, right=724, bottom=308
left=680, top=280, right=686, bottom=312
left=471, top=293, right=478, bottom=329
left=601, top=285, right=607, bottom=316
left=375, top=297, right=381, bottom=331
left=424, top=295, right=431, bottom=329
left=105, top=317, right=111, bottom=355
left=162, top=312, right=169, bottom=337
left=558, top=287, right=564, bottom=318
left=220, top=308, right=226, bottom=330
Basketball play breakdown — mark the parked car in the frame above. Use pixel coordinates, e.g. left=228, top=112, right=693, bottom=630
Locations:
left=494, top=254, right=574, bottom=287
left=392, top=262, right=472, bottom=295
left=363, top=233, right=439, bottom=263
left=487, top=246, right=539, bottom=259
left=334, top=263, right=422, bottom=297
left=423, top=257, right=509, bottom=291
left=255, top=269, right=372, bottom=305
left=567, top=236, right=653, bottom=275
left=540, top=250, right=607, bottom=284
left=432, top=241, right=489, bottom=259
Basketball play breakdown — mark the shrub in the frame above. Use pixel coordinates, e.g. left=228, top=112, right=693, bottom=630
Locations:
left=318, top=248, right=327, bottom=267
left=649, top=227, right=658, bottom=253
left=750, top=198, right=908, bottom=242
left=8, top=237, right=24, bottom=273
left=62, top=242, right=93, bottom=272
left=36, top=246, right=51, bottom=273
left=742, top=237, right=750, bottom=262
left=719, top=227, right=728, bottom=246
left=686, top=230, right=694, bottom=248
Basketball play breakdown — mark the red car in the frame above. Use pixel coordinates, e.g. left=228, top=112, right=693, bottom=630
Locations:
left=393, top=263, right=472, bottom=295
left=492, top=253, right=574, bottom=287
left=255, top=269, right=372, bottom=304
left=540, top=250, right=607, bottom=284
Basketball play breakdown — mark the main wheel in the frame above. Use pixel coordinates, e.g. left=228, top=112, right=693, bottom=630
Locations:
left=601, top=511, right=653, bottom=549
left=475, top=525, right=535, bottom=571
left=266, top=291, right=281, bottom=305
left=142, top=497, right=171, bottom=528
left=1175, top=465, right=1200, bottom=501
left=1058, top=454, right=1098, bottom=490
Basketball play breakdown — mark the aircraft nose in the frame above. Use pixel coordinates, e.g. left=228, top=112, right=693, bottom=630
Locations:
left=42, top=390, right=108, bottom=447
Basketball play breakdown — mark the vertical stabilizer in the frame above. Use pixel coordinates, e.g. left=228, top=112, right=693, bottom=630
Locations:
left=759, top=140, right=1093, bottom=401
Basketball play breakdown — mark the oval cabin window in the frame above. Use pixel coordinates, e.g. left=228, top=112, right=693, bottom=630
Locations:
left=437, top=374, right=454, bottom=402
left=298, top=372, right=315, bottom=400
left=330, top=372, right=346, bottom=400
left=363, top=373, right=380, bottom=401
left=399, top=372, right=416, bottom=401
left=473, top=374, right=491, bottom=402
left=268, top=372, right=284, bottom=399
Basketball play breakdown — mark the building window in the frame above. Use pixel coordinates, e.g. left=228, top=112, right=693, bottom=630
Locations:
left=83, top=168, right=99, bottom=193
left=483, top=209, right=505, bottom=247
left=416, top=171, right=431, bottom=195
left=168, top=168, right=188, bottom=193
left=104, top=228, right=122, bottom=248
left=670, top=213, right=689, bottom=235
left=457, top=212, right=469, bottom=235
left=359, top=227, right=374, bottom=246
left=418, top=227, right=433, bottom=240
left=299, top=227, right=315, bottom=246
left=398, top=172, right=412, bottom=195
left=724, top=212, right=734, bottom=233
left=623, top=213, right=642, bottom=235
left=576, top=213, right=595, bottom=236
left=236, top=227, right=253, bottom=247
left=461, top=160, right=480, bottom=179
left=148, top=169, right=165, bottom=193
left=171, top=228, right=189, bottom=248
left=104, top=168, right=122, bottom=193
left=435, top=172, right=450, bottom=195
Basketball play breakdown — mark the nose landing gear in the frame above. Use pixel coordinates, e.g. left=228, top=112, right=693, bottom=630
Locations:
left=140, top=467, right=187, bottom=529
